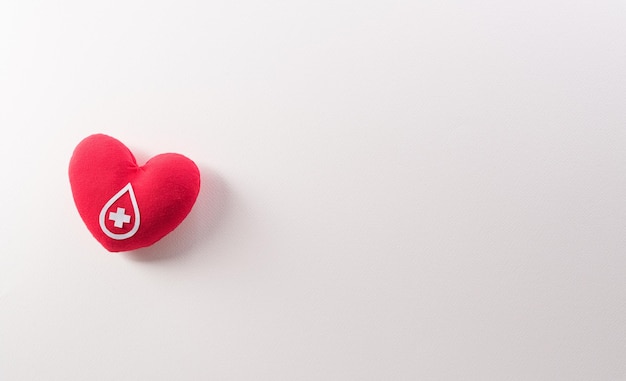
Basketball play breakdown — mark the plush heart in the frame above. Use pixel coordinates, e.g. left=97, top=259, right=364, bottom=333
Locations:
left=69, top=134, right=201, bottom=252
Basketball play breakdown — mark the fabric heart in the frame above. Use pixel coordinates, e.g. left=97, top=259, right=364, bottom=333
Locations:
left=69, top=134, right=201, bottom=252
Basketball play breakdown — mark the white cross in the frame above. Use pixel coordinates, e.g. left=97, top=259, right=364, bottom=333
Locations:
left=109, top=207, right=131, bottom=228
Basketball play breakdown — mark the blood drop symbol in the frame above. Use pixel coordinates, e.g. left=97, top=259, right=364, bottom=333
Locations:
left=98, top=183, right=141, bottom=240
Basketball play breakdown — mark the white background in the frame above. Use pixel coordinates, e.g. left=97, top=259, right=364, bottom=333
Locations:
left=1, top=0, right=625, bottom=380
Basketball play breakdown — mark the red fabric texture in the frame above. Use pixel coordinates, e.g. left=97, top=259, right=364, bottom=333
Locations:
left=69, top=134, right=201, bottom=252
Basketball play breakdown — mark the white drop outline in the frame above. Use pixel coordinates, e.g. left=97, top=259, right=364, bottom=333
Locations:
left=99, top=183, right=141, bottom=240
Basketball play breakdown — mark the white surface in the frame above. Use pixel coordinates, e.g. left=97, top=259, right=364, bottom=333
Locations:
left=1, top=0, right=625, bottom=380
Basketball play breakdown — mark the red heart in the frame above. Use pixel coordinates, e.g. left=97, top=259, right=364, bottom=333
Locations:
left=69, top=134, right=201, bottom=252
